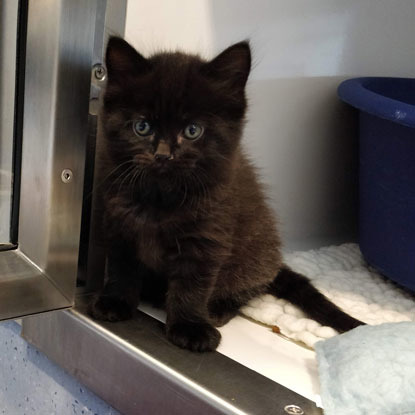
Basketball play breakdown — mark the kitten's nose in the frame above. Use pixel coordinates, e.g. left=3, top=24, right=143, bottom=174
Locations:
left=154, top=140, right=173, bottom=161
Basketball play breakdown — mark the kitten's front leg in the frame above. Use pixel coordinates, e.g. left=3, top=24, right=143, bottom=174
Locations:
left=88, top=245, right=144, bottom=322
left=166, top=277, right=221, bottom=352
left=165, top=255, right=221, bottom=352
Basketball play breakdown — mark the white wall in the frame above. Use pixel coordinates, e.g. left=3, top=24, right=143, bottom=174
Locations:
left=125, top=0, right=415, bottom=250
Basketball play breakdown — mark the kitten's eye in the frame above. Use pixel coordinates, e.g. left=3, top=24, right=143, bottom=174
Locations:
left=133, top=119, right=153, bottom=137
left=183, top=123, right=204, bottom=140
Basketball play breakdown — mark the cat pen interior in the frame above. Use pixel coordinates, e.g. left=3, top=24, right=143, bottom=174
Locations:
left=93, top=0, right=412, bottom=407
left=14, top=1, right=415, bottom=414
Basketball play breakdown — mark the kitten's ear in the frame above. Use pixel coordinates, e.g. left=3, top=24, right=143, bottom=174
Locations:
left=202, top=41, right=251, bottom=90
left=105, top=37, right=150, bottom=83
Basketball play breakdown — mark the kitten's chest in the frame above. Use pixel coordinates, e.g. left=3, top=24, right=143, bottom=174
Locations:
left=136, top=225, right=165, bottom=271
left=106, top=195, right=169, bottom=271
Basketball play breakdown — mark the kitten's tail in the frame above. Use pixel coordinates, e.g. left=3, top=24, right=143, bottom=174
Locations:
left=268, top=266, right=363, bottom=332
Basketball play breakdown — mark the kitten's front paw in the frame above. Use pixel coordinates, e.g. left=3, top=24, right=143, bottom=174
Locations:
left=167, top=321, right=221, bottom=352
left=88, top=296, right=133, bottom=322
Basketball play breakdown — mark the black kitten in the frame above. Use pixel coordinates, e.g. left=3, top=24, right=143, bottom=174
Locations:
left=89, top=37, right=363, bottom=352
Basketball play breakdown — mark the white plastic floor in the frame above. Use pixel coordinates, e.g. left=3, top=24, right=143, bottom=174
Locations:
left=139, top=303, right=321, bottom=406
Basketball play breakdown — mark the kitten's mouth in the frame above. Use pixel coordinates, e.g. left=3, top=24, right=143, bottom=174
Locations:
left=152, top=161, right=172, bottom=175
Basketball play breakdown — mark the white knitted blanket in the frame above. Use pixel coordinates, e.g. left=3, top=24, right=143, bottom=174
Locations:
left=241, top=243, right=415, bottom=349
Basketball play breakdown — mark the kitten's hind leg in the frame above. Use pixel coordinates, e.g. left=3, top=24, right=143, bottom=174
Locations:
left=269, top=266, right=364, bottom=333
left=88, top=248, right=148, bottom=322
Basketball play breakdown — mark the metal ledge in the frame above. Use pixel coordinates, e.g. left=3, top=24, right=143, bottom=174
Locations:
left=22, top=296, right=322, bottom=415
left=0, top=250, right=71, bottom=320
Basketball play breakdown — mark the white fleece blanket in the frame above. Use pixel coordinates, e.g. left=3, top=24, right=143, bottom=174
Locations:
left=241, top=243, right=415, bottom=348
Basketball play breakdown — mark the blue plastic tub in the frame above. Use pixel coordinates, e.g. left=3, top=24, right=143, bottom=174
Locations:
left=338, top=77, right=415, bottom=291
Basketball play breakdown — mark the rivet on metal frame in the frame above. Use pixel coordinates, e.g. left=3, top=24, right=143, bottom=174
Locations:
left=61, top=169, right=73, bottom=183
left=93, top=64, right=106, bottom=81
left=284, top=405, right=304, bottom=414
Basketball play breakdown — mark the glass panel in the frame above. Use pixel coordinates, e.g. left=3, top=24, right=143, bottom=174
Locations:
left=0, top=0, right=19, bottom=244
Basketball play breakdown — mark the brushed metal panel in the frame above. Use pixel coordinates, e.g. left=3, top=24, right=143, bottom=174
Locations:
left=22, top=297, right=322, bottom=415
left=0, top=250, right=70, bottom=320
left=18, top=0, right=98, bottom=300
left=0, top=0, right=112, bottom=320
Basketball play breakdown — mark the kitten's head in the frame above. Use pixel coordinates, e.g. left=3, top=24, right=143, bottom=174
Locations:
left=102, top=37, right=251, bottom=202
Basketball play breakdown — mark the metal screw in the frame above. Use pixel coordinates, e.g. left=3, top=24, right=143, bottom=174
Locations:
left=284, top=405, right=304, bottom=415
left=93, top=64, right=106, bottom=81
left=61, top=169, right=73, bottom=183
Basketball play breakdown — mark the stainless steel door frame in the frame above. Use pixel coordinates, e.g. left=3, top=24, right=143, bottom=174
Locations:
left=0, top=0, right=108, bottom=320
